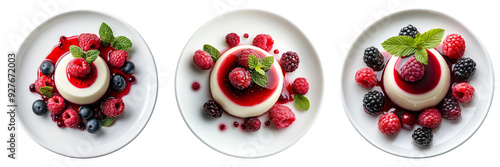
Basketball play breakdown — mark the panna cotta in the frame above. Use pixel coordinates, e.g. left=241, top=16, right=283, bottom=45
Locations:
left=54, top=53, right=110, bottom=105
left=383, top=49, right=450, bottom=111
left=210, top=45, right=284, bottom=118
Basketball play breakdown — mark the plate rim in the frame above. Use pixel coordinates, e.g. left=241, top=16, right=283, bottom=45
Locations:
left=174, top=8, right=324, bottom=158
left=16, top=9, right=159, bottom=158
left=340, top=8, right=494, bottom=158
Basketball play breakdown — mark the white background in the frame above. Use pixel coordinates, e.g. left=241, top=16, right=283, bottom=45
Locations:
left=1, top=0, right=498, bottom=166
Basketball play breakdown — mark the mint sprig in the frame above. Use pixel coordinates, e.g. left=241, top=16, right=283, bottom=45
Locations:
left=69, top=45, right=100, bottom=63
left=248, top=54, right=274, bottom=87
left=381, top=28, right=444, bottom=65
left=39, top=86, right=53, bottom=98
left=98, top=22, right=133, bottom=50
left=294, top=94, right=310, bottom=111
left=101, top=117, right=114, bottom=127
left=203, top=44, right=220, bottom=62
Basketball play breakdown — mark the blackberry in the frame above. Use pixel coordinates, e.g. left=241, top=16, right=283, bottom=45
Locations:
left=362, top=90, right=385, bottom=115
left=280, top=51, right=300, bottom=72
left=440, top=98, right=461, bottom=120
left=363, top=46, right=384, bottom=71
left=203, top=100, right=224, bottom=118
left=399, top=24, right=419, bottom=38
left=242, top=117, right=261, bottom=132
left=453, top=57, right=476, bottom=81
left=412, top=127, right=433, bottom=146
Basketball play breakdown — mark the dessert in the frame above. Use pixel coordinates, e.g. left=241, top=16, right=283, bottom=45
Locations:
left=355, top=24, right=477, bottom=147
left=30, top=22, right=136, bottom=134
left=192, top=32, right=312, bottom=132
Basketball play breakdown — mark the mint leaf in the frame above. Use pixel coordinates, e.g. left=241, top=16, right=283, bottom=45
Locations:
left=203, top=44, right=220, bottom=62
left=101, top=117, right=114, bottom=127
left=112, top=36, right=132, bottom=50
left=99, top=22, right=114, bottom=46
left=251, top=70, right=268, bottom=87
left=248, top=54, right=259, bottom=70
left=39, top=86, right=53, bottom=98
left=381, top=36, right=417, bottom=57
left=69, top=45, right=85, bottom=58
left=85, top=50, right=100, bottom=63
left=256, top=68, right=266, bottom=76
left=260, top=56, right=274, bottom=71
left=414, top=49, right=428, bottom=65
left=294, top=94, right=310, bottom=111
left=419, top=28, right=444, bottom=49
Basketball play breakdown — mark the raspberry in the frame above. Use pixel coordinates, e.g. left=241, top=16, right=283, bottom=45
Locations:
left=62, top=108, right=80, bottom=128
left=109, top=50, right=128, bottom=68
left=47, top=95, right=66, bottom=115
left=399, top=56, right=425, bottom=82
left=280, top=51, right=300, bottom=72
left=237, top=49, right=257, bottom=69
left=378, top=112, right=401, bottom=135
left=67, top=58, right=91, bottom=78
left=193, top=50, right=214, bottom=70
left=228, top=67, right=252, bottom=90
left=34, top=76, right=54, bottom=93
left=440, top=98, right=461, bottom=120
left=253, top=34, right=274, bottom=51
left=102, top=98, right=125, bottom=118
left=225, top=33, right=240, bottom=47
left=400, top=112, right=416, bottom=130
left=78, top=33, right=101, bottom=51
left=273, top=49, right=279, bottom=54
left=268, top=104, right=296, bottom=129
left=399, top=24, right=419, bottom=38
left=443, top=34, right=466, bottom=59
left=452, top=82, right=475, bottom=102
left=412, top=127, right=433, bottom=146
left=418, top=108, right=442, bottom=129
left=242, top=117, right=261, bottom=132
left=292, top=77, right=309, bottom=95
left=203, top=100, right=224, bottom=118
left=243, top=33, right=249, bottom=38
left=453, top=57, right=476, bottom=81
left=362, top=90, right=384, bottom=115
left=363, top=46, right=384, bottom=71
left=355, top=67, right=377, bottom=88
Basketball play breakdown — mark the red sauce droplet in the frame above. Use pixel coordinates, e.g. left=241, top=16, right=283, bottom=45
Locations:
left=233, top=121, right=239, bottom=127
left=274, top=49, right=279, bottom=54
left=243, top=33, right=249, bottom=38
left=192, top=82, right=200, bottom=91
left=265, top=120, right=271, bottom=126
left=219, top=124, right=226, bottom=131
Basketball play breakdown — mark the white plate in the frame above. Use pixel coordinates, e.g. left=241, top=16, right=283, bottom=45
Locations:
left=342, top=9, right=494, bottom=158
left=16, top=10, right=158, bottom=158
left=175, top=9, right=323, bottom=158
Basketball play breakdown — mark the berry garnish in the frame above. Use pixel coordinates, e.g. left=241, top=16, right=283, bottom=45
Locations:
left=418, top=108, right=442, bottom=129
left=242, top=117, right=261, bottom=132
left=280, top=51, right=300, bottom=72
left=442, top=33, right=466, bottom=59
left=62, top=108, right=80, bottom=128
left=398, top=24, right=419, bottom=38
left=47, top=95, right=66, bottom=115
left=292, top=77, right=309, bottom=95
left=378, top=112, right=401, bottom=135
left=363, top=46, right=384, bottom=71
left=412, top=127, right=433, bottom=146
left=253, top=34, right=274, bottom=51
left=400, top=112, right=416, bottom=130
left=111, top=74, right=127, bottom=91
left=453, top=57, right=476, bottom=81
left=355, top=67, right=377, bottom=88
left=78, top=106, right=93, bottom=120
left=225, top=32, right=240, bottom=47
left=121, top=61, right=135, bottom=75
left=109, top=50, right=128, bottom=68
left=102, top=98, right=125, bottom=118
left=193, top=50, right=214, bottom=70
left=452, top=82, right=475, bottom=103
left=85, top=118, right=102, bottom=134
left=399, top=56, right=425, bottom=82
left=237, top=49, right=257, bottom=69
left=67, top=58, right=91, bottom=78
left=40, top=61, right=54, bottom=75
left=440, top=98, right=461, bottom=120
left=268, top=104, right=296, bottom=129
left=78, top=33, right=101, bottom=51
left=382, top=28, right=444, bottom=65
left=203, top=100, right=224, bottom=118
left=228, top=67, right=252, bottom=90
left=34, top=76, right=54, bottom=94
left=32, top=100, right=48, bottom=116
left=362, top=90, right=384, bottom=115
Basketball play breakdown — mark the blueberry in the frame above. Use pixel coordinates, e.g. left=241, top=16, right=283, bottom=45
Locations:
left=111, top=74, right=126, bottom=91
left=121, top=61, right=135, bottom=75
left=32, top=100, right=47, bottom=116
left=40, top=61, right=54, bottom=75
left=85, top=118, right=101, bottom=134
left=79, top=106, right=93, bottom=120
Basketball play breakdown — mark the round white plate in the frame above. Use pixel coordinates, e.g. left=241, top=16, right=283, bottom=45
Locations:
left=16, top=10, right=158, bottom=158
left=175, top=9, right=323, bottom=158
left=342, top=9, right=494, bottom=158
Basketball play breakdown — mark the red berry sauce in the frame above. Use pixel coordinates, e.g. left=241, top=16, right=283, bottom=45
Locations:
left=192, top=82, right=200, bottom=91
left=265, top=120, right=271, bottom=126
left=278, top=69, right=294, bottom=104
left=233, top=121, right=239, bottom=127
left=391, top=50, right=442, bottom=94
left=243, top=33, right=249, bottom=38
left=219, top=124, right=227, bottom=131
left=216, top=48, right=280, bottom=106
